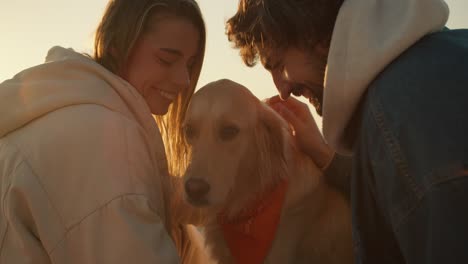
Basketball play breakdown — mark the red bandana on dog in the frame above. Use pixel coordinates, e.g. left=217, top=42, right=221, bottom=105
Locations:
left=218, top=180, right=288, bottom=264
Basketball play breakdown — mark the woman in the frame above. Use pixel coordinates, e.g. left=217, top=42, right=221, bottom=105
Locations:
left=0, top=0, right=206, bottom=263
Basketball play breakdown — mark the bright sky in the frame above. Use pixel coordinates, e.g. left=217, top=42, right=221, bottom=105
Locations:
left=1, top=0, right=467, bottom=122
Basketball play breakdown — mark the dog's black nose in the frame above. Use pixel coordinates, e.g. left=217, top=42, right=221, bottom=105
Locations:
left=185, top=178, right=210, bottom=201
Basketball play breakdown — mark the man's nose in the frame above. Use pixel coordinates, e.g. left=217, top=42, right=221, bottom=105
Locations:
left=278, top=85, right=292, bottom=100
left=272, top=69, right=291, bottom=100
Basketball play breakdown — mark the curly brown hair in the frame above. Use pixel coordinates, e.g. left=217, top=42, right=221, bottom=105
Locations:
left=226, top=0, right=343, bottom=67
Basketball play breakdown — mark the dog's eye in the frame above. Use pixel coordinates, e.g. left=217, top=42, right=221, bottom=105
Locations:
left=184, top=124, right=196, bottom=140
left=220, top=125, right=239, bottom=141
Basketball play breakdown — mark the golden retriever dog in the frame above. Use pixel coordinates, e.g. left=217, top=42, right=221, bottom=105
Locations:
left=182, top=79, right=353, bottom=264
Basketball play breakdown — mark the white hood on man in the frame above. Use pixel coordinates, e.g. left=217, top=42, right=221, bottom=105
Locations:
left=322, top=0, right=449, bottom=155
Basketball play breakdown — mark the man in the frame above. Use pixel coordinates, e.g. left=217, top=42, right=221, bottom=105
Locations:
left=226, top=0, right=468, bottom=263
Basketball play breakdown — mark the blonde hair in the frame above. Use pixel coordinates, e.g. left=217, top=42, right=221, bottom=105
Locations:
left=94, top=0, right=206, bottom=176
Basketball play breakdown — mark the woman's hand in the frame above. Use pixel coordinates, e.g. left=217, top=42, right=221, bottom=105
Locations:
left=266, top=95, right=334, bottom=170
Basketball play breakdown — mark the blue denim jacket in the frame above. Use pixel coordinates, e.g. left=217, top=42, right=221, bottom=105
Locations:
left=351, top=29, right=468, bottom=263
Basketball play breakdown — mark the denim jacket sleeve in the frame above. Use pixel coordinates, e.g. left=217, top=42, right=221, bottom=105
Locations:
left=323, top=154, right=352, bottom=199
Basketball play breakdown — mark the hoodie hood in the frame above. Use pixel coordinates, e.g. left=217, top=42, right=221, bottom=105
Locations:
left=0, top=46, right=169, bottom=218
left=0, top=46, right=156, bottom=140
left=322, top=0, right=449, bottom=155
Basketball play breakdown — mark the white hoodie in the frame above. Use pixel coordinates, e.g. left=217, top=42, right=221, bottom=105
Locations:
left=323, top=0, right=449, bottom=155
left=0, top=47, right=207, bottom=263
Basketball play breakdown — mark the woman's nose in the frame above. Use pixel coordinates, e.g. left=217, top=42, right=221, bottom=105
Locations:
left=172, top=65, right=190, bottom=88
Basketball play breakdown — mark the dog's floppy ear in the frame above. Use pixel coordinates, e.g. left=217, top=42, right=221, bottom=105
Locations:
left=254, top=102, right=291, bottom=188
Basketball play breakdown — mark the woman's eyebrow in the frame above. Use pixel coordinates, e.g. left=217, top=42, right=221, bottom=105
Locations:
left=160, top=48, right=197, bottom=62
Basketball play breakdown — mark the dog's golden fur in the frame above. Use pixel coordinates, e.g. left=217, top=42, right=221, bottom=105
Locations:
left=181, top=79, right=353, bottom=263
